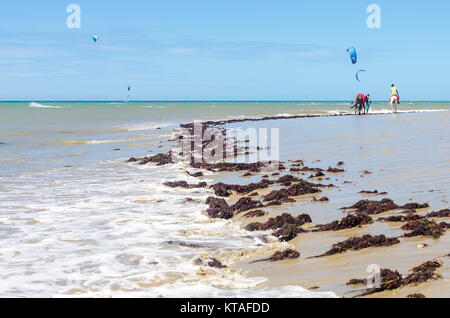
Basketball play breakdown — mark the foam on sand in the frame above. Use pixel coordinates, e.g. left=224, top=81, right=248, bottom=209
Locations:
left=0, top=160, right=338, bottom=298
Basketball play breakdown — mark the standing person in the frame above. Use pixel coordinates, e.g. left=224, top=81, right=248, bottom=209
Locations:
left=351, top=93, right=370, bottom=115
left=390, top=84, right=400, bottom=113
left=365, top=93, right=371, bottom=113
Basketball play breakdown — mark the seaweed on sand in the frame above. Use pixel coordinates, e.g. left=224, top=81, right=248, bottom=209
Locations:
left=127, top=152, right=173, bottom=166
left=274, top=175, right=301, bottom=184
left=377, top=213, right=424, bottom=223
left=312, top=213, right=373, bottom=232
left=359, top=190, right=388, bottom=195
left=341, top=199, right=399, bottom=215
left=205, top=197, right=233, bottom=220
left=163, top=181, right=207, bottom=189
left=348, top=259, right=443, bottom=296
left=327, top=167, right=345, bottom=173
left=402, top=203, right=430, bottom=210
left=313, top=197, right=329, bottom=202
left=231, top=197, right=263, bottom=213
left=403, top=260, right=443, bottom=285
left=347, top=269, right=403, bottom=296
left=407, top=294, right=426, bottom=298
left=186, top=171, right=204, bottom=177
left=251, top=249, right=300, bottom=263
left=273, top=224, right=309, bottom=242
left=191, top=162, right=266, bottom=172
left=346, top=279, right=367, bottom=286
left=401, top=219, right=447, bottom=239
left=426, top=209, right=450, bottom=218
left=245, top=213, right=312, bottom=241
left=243, top=210, right=267, bottom=218
left=263, top=180, right=321, bottom=203
left=211, top=179, right=273, bottom=197
left=312, top=235, right=400, bottom=258
left=341, top=199, right=429, bottom=215
left=193, top=257, right=227, bottom=268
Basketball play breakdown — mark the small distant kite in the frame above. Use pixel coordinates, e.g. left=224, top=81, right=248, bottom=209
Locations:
left=347, top=47, right=357, bottom=64
left=126, top=85, right=131, bottom=100
left=355, top=69, right=366, bottom=82
left=92, top=35, right=99, bottom=43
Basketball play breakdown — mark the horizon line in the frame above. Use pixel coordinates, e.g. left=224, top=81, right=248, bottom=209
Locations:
left=0, top=100, right=444, bottom=103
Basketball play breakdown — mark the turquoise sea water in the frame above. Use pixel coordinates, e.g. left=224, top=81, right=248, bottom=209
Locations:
left=1, top=101, right=449, bottom=174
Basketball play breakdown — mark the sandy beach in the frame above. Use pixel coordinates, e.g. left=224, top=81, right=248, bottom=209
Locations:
left=0, top=102, right=448, bottom=297
left=127, top=109, right=449, bottom=298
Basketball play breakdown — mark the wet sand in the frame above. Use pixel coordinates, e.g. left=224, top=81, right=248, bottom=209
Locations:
left=199, top=111, right=449, bottom=297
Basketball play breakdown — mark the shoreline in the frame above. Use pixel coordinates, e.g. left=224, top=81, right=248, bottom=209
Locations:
left=179, top=109, right=448, bottom=131
left=126, top=111, right=449, bottom=298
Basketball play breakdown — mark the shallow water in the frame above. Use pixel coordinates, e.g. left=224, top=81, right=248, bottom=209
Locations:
left=0, top=101, right=448, bottom=297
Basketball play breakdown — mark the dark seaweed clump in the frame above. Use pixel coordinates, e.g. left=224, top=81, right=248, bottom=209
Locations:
left=401, top=219, right=447, bottom=239
left=193, top=257, right=227, bottom=268
left=245, top=213, right=312, bottom=241
left=127, top=152, right=174, bottom=166
left=407, top=294, right=426, bottom=298
left=205, top=197, right=233, bottom=220
left=231, top=197, right=263, bottom=213
left=186, top=171, right=204, bottom=177
left=348, top=259, right=443, bottom=296
left=274, top=175, right=300, bottom=184
left=313, top=213, right=373, bottom=232
left=341, top=199, right=429, bottom=215
left=163, top=181, right=207, bottom=189
left=346, top=279, right=367, bottom=286
left=377, top=213, right=424, bottom=223
left=313, top=197, right=329, bottom=202
left=243, top=210, right=267, bottom=218
left=347, top=269, right=403, bottom=296
left=327, top=167, right=345, bottom=173
left=403, top=260, right=442, bottom=285
left=402, top=203, right=430, bottom=210
left=262, top=180, right=322, bottom=206
left=313, top=235, right=400, bottom=257
left=191, top=162, right=266, bottom=172
left=251, top=249, right=301, bottom=263
left=426, top=209, right=450, bottom=218
left=211, top=179, right=273, bottom=197
left=341, top=199, right=398, bottom=215
left=359, top=190, right=388, bottom=195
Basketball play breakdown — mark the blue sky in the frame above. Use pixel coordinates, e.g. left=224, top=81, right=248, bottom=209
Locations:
left=0, top=0, right=449, bottom=101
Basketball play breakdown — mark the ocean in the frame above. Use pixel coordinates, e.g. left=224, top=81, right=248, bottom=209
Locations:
left=0, top=101, right=448, bottom=297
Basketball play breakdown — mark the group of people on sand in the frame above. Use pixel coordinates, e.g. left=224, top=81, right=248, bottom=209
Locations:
left=352, top=84, right=400, bottom=115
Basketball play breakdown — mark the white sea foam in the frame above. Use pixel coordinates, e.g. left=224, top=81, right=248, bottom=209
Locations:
left=275, top=113, right=296, bottom=117
left=29, top=102, right=64, bottom=109
left=115, top=122, right=177, bottom=132
left=0, top=160, right=337, bottom=298
left=143, top=105, right=168, bottom=109
left=60, top=136, right=157, bottom=145
left=369, top=108, right=449, bottom=114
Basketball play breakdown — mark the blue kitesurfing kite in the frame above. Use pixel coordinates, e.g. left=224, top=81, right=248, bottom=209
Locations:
left=347, top=47, right=357, bottom=64
left=92, top=35, right=99, bottom=43
left=355, top=69, right=366, bottom=82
